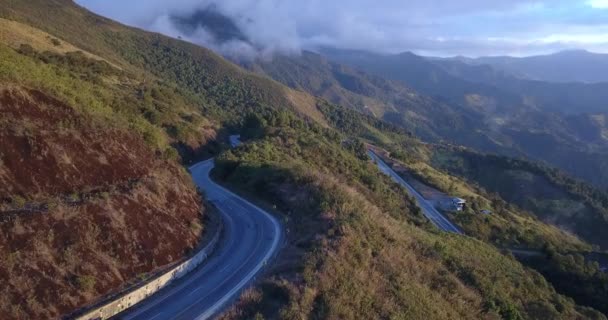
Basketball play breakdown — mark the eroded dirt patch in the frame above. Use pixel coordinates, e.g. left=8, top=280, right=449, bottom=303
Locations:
left=0, top=86, right=205, bottom=320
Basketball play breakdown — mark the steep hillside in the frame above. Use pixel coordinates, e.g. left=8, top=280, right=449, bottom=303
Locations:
left=430, top=146, right=608, bottom=250
left=211, top=114, right=604, bottom=320
left=0, top=86, right=205, bottom=319
left=246, top=51, right=489, bottom=146
left=425, top=146, right=608, bottom=314
left=0, top=2, right=224, bottom=318
left=311, top=102, right=608, bottom=316
left=318, top=48, right=608, bottom=188
left=2, top=1, right=607, bottom=319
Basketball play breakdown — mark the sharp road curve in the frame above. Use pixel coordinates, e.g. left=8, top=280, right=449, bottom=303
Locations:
left=119, top=159, right=282, bottom=320
left=117, top=150, right=456, bottom=320
left=368, top=151, right=462, bottom=234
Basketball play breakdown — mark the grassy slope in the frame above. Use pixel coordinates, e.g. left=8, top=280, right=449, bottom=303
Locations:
left=213, top=121, right=604, bottom=320
left=0, top=2, right=216, bottom=319
left=430, top=146, right=608, bottom=250
left=424, top=146, right=608, bottom=315
left=255, top=49, right=608, bottom=189
left=0, top=0, right=327, bottom=127
left=0, top=83, right=205, bottom=319
left=316, top=101, right=608, bottom=317
left=1, top=1, right=606, bottom=319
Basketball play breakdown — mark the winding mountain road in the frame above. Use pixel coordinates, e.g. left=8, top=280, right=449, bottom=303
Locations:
left=368, top=150, right=462, bottom=234
left=118, top=159, right=282, bottom=320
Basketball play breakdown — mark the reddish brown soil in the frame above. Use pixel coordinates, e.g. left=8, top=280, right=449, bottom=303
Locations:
left=0, top=87, right=205, bottom=320
left=0, top=88, right=153, bottom=198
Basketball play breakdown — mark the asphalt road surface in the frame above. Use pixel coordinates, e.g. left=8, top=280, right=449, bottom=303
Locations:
left=368, top=151, right=462, bottom=234
left=118, top=159, right=282, bottom=320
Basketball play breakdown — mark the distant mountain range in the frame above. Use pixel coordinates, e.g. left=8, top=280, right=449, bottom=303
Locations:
left=170, top=9, right=608, bottom=189
left=450, top=50, right=608, bottom=83
left=321, top=48, right=608, bottom=115
left=262, top=48, right=608, bottom=189
left=4, top=2, right=608, bottom=318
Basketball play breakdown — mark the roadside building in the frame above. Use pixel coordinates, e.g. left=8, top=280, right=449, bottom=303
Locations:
left=432, top=197, right=466, bottom=212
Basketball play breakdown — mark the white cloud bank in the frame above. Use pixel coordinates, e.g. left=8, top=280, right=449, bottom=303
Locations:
left=75, top=0, right=608, bottom=58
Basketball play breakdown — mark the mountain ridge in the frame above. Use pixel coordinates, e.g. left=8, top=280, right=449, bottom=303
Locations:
left=450, top=49, right=608, bottom=83
left=2, top=1, right=608, bottom=319
left=240, top=48, right=608, bottom=189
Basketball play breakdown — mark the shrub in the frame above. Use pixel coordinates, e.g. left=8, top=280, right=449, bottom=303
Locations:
left=76, top=275, right=96, bottom=291
left=11, top=195, right=27, bottom=208
left=17, top=44, right=35, bottom=56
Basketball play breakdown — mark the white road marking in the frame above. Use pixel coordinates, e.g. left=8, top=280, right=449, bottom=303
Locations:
left=149, top=312, right=163, bottom=320
left=188, top=286, right=204, bottom=297
left=171, top=217, right=267, bottom=320
left=122, top=159, right=282, bottom=320
left=219, top=263, right=232, bottom=273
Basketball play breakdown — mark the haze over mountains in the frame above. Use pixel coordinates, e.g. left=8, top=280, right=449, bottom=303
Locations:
left=457, top=50, right=608, bottom=83
left=267, top=48, right=608, bottom=189
left=161, top=8, right=608, bottom=189
left=3, top=1, right=608, bottom=319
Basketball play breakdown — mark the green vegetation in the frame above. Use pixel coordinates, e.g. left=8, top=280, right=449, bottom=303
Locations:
left=17, top=44, right=118, bottom=79
left=421, top=146, right=608, bottom=316
left=76, top=275, right=96, bottom=292
left=317, top=100, right=413, bottom=144
left=314, top=96, right=589, bottom=251
left=1, top=1, right=607, bottom=319
left=524, top=249, right=608, bottom=315
left=215, top=112, right=425, bottom=226
left=213, top=117, right=604, bottom=319
left=0, top=42, right=214, bottom=156
left=309, top=99, right=608, bottom=318
left=431, top=146, right=608, bottom=249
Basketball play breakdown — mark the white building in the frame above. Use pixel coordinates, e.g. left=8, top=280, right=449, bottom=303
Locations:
left=433, top=197, right=466, bottom=212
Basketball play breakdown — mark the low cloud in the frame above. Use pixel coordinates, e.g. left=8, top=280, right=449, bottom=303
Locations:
left=75, top=0, right=608, bottom=58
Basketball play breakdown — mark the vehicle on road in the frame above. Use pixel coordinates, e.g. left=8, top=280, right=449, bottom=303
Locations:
left=368, top=150, right=462, bottom=234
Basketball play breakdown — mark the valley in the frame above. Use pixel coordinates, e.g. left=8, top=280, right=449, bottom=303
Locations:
left=0, top=1, right=607, bottom=319
left=247, top=48, right=608, bottom=190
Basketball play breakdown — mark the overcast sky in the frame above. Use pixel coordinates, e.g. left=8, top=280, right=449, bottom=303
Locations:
left=75, top=0, right=608, bottom=58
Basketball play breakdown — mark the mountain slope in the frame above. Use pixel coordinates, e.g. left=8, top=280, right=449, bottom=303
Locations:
left=429, top=146, right=608, bottom=250
left=470, top=50, right=608, bottom=83
left=212, top=118, right=604, bottom=320
left=0, top=84, right=205, bottom=319
left=318, top=48, right=608, bottom=189
left=1, top=1, right=607, bottom=319
left=165, top=2, right=608, bottom=190
left=0, top=2, right=223, bottom=318
left=324, top=48, right=608, bottom=115
left=432, top=57, right=608, bottom=115
left=245, top=51, right=488, bottom=144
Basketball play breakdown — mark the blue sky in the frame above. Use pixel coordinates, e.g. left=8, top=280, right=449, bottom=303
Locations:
left=76, top=0, right=608, bottom=57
